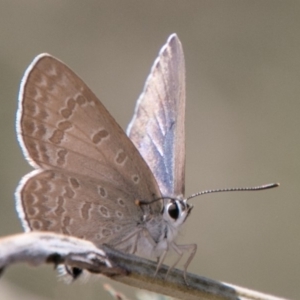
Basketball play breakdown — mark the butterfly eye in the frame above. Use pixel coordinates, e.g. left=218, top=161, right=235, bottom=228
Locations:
left=168, top=202, right=180, bottom=220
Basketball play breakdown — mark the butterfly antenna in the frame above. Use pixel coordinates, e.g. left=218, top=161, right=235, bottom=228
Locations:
left=186, top=183, right=279, bottom=201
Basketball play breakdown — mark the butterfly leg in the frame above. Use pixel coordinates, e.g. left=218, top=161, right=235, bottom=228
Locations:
left=154, top=250, right=168, bottom=277
left=168, top=242, right=197, bottom=284
left=136, top=228, right=169, bottom=278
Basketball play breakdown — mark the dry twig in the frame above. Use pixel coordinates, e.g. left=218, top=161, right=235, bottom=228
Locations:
left=0, top=232, right=288, bottom=300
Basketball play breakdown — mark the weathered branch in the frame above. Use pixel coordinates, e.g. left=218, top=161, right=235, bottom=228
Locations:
left=0, top=232, right=288, bottom=300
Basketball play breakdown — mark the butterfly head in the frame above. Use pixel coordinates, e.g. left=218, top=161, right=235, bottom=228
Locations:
left=163, top=198, right=193, bottom=228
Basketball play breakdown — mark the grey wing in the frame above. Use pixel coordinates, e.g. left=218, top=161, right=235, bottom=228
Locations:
left=127, top=34, right=186, bottom=198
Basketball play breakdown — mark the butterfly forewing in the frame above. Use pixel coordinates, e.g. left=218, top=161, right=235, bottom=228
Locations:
left=127, top=34, right=186, bottom=198
left=16, top=54, right=162, bottom=240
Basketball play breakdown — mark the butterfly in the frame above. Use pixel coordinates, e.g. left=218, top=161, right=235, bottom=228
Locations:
left=15, top=34, right=196, bottom=281
left=15, top=33, right=278, bottom=283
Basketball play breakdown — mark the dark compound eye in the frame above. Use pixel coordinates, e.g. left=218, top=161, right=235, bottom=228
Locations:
left=168, top=202, right=180, bottom=220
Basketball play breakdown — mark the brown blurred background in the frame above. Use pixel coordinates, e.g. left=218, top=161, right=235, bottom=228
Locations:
left=0, top=1, right=299, bottom=299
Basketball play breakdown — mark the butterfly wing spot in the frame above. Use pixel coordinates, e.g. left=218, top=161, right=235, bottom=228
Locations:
left=54, top=196, right=65, bottom=216
left=36, top=123, right=47, bottom=138
left=31, top=219, right=44, bottom=230
left=49, top=129, right=64, bottom=144
left=26, top=206, right=39, bottom=217
left=115, top=150, right=127, bottom=165
left=80, top=202, right=92, bottom=220
left=92, top=129, right=109, bottom=144
left=56, top=149, right=68, bottom=166
left=30, top=86, right=45, bottom=104
left=30, top=217, right=53, bottom=231
left=99, top=205, right=110, bottom=218
left=23, top=119, right=35, bottom=135
left=63, top=185, right=75, bottom=198
left=69, top=177, right=80, bottom=189
left=75, top=94, right=86, bottom=105
left=60, top=108, right=72, bottom=119
left=49, top=121, right=73, bottom=145
left=60, top=98, right=76, bottom=119
left=23, top=96, right=49, bottom=119
left=115, top=225, right=122, bottom=232
left=23, top=192, right=37, bottom=206
left=117, top=198, right=125, bottom=207
left=58, top=120, right=73, bottom=131
left=132, top=175, right=140, bottom=184
left=115, top=211, right=123, bottom=219
left=98, top=186, right=107, bottom=198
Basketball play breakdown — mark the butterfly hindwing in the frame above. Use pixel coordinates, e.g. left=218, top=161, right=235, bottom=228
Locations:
left=17, top=169, right=142, bottom=248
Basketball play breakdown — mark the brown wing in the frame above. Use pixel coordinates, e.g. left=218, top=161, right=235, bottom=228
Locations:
left=16, top=54, right=162, bottom=233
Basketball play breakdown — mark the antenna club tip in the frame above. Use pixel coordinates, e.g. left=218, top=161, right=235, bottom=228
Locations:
left=135, top=199, right=140, bottom=206
left=268, top=182, right=280, bottom=188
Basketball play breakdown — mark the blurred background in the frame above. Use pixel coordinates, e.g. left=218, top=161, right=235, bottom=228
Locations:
left=0, top=1, right=299, bottom=299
